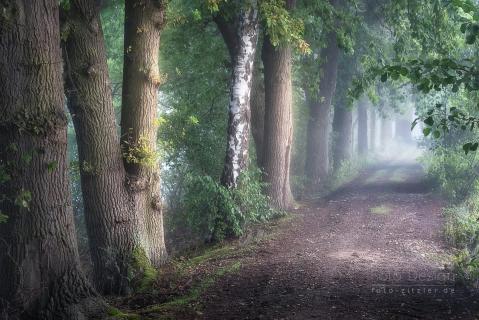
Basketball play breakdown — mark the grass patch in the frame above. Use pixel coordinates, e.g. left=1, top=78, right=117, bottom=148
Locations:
left=369, top=204, right=392, bottom=215
left=185, top=245, right=237, bottom=267
left=107, top=307, right=140, bottom=320
left=141, top=261, right=242, bottom=314
left=327, top=157, right=370, bottom=193
left=114, top=210, right=293, bottom=318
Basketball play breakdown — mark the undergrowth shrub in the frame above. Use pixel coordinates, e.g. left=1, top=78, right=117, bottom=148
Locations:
left=444, top=203, right=479, bottom=248
left=328, top=156, right=369, bottom=192
left=171, top=167, right=280, bottom=243
left=421, top=146, right=479, bottom=202
left=422, top=146, right=479, bottom=285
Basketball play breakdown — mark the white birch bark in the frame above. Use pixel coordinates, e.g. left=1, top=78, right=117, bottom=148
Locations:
left=221, top=2, right=260, bottom=188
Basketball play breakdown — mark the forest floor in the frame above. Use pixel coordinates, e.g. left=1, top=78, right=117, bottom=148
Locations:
left=112, top=157, right=479, bottom=320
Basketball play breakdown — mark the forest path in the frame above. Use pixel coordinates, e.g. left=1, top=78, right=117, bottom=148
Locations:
left=198, top=160, right=479, bottom=319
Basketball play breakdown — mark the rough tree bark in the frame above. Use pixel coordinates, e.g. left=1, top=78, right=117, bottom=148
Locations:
left=0, top=1, right=101, bottom=318
left=250, top=60, right=265, bottom=167
left=219, top=2, right=260, bottom=188
left=332, top=53, right=354, bottom=172
left=63, top=0, right=151, bottom=294
left=261, top=0, right=296, bottom=210
left=332, top=104, right=353, bottom=172
left=304, top=30, right=340, bottom=190
left=121, top=0, right=168, bottom=267
left=357, top=96, right=369, bottom=156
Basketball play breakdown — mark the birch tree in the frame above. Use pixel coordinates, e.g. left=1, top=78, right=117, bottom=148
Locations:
left=217, top=2, right=260, bottom=188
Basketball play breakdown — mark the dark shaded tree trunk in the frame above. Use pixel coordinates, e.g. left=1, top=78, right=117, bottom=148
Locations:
left=219, top=2, right=260, bottom=188
left=250, top=59, right=265, bottom=167
left=63, top=0, right=151, bottom=295
left=304, top=31, right=339, bottom=190
left=396, top=118, right=412, bottom=143
left=380, top=117, right=393, bottom=148
left=357, top=97, right=369, bottom=156
left=332, top=105, right=353, bottom=172
left=121, top=0, right=168, bottom=267
left=0, top=1, right=101, bottom=318
left=370, top=109, right=376, bottom=151
left=261, top=0, right=296, bottom=209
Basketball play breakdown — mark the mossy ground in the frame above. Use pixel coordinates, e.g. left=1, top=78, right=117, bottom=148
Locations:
left=110, top=214, right=295, bottom=319
left=369, top=204, right=392, bottom=215
left=106, top=307, right=141, bottom=320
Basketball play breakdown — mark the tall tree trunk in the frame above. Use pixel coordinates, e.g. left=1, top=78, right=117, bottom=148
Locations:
left=381, top=117, right=393, bottom=148
left=250, top=59, right=265, bottom=167
left=332, top=104, right=353, bottom=172
left=304, top=31, right=339, bottom=190
left=396, top=118, right=412, bottom=143
left=121, top=0, right=167, bottom=267
left=63, top=0, right=151, bottom=294
left=0, top=1, right=100, bottom=318
left=370, top=109, right=376, bottom=151
left=220, top=3, right=259, bottom=188
left=261, top=1, right=295, bottom=209
left=357, top=97, right=369, bottom=156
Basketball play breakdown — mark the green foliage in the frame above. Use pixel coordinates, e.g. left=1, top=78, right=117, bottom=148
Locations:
left=178, top=168, right=279, bottom=242
left=454, top=247, right=479, bottom=285
left=14, top=189, right=32, bottom=210
left=122, top=136, right=158, bottom=168
left=350, top=0, right=479, bottom=152
left=259, top=0, right=310, bottom=53
left=421, top=146, right=479, bottom=283
left=101, top=3, right=124, bottom=109
left=159, top=4, right=230, bottom=181
left=0, top=211, right=8, bottom=224
left=329, top=157, right=369, bottom=192
left=183, top=175, right=238, bottom=241
left=106, top=307, right=140, bottom=320
left=141, top=260, right=241, bottom=315
left=444, top=205, right=479, bottom=248
left=47, top=161, right=58, bottom=173
left=421, top=146, right=479, bottom=201
left=0, top=164, right=11, bottom=185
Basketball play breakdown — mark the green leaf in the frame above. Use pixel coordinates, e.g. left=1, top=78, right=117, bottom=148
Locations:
left=466, top=33, right=476, bottom=44
left=399, top=67, right=408, bottom=76
left=423, top=127, right=432, bottom=137
left=464, top=142, right=472, bottom=154
left=0, top=211, right=7, bottom=224
left=21, top=153, right=33, bottom=165
left=14, top=189, right=32, bottom=210
left=381, top=73, right=388, bottom=82
left=424, top=116, right=434, bottom=126
left=47, top=161, right=58, bottom=173
left=433, top=130, right=441, bottom=139
left=411, top=119, right=419, bottom=130
left=0, top=168, right=10, bottom=184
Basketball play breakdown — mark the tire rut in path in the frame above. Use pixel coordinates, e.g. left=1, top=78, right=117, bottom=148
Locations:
left=201, top=162, right=479, bottom=320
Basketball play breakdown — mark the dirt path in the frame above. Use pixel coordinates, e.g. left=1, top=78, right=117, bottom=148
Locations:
left=198, top=161, right=479, bottom=319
